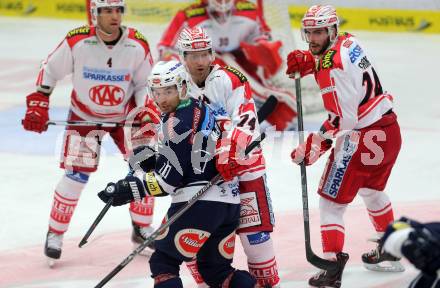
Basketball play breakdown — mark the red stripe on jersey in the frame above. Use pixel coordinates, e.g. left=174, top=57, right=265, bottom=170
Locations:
left=330, top=77, right=343, bottom=116
left=36, top=39, right=65, bottom=86
left=358, top=93, right=393, bottom=120
left=128, top=28, right=151, bottom=60
left=321, top=76, right=342, bottom=117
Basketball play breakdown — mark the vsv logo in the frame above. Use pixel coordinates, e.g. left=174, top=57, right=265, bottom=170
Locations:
left=89, top=85, right=125, bottom=106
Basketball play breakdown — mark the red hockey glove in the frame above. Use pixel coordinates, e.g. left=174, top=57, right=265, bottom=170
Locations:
left=128, top=99, right=161, bottom=148
left=240, top=40, right=283, bottom=78
left=291, top=133, right=332, bottom=166
left=215, top=128, right=253, bottom=181
left=286, top=50, right=315, bottom=77
left=22, top=92, right=49, bottom=133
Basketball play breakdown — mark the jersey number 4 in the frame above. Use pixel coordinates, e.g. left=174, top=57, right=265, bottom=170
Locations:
left=361, top=67, right=383, bottom=105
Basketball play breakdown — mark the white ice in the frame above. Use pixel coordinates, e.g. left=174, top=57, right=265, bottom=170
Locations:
left=0, top=17, right=439, bottom=288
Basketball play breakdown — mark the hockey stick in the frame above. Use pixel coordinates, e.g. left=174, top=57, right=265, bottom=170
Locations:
left=295, top=72, right=339, bottom=273
left=79, top=96, right=278, bottom=249
left=93, top=96, right=278, bottom=288
left=47, top=120, right=141, bottom=128
left=79, top=198, right=113, bottom=248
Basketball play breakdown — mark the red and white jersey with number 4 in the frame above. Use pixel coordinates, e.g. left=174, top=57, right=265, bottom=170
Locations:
left=187, top=64, right=266, bottom=181
left=315, top=32, right=394, bottom=137
left=158, top=0, right=270, bottom=57
left=36, top=25, right=153, bottom=122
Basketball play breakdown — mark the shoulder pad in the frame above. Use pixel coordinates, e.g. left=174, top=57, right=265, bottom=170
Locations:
left=223, top=66, right=247, bottom=83
left=235, top=1, right=257, bottom=11
left=128, top=28, right=151, bottom=58
left=338, top=31, right=354, bottom=38
left=132, top=29, right=149, bottom=45
left=66, top=26, right=91, bottom=38
left=66, top=25, right=94, bottom=48
left=184, top=6, right=207, bottom=18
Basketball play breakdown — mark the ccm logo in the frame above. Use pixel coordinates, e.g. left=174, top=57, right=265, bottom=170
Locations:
left=89, top=85, right=125, bottom=106
left=29, top=101, right=49, bottom=108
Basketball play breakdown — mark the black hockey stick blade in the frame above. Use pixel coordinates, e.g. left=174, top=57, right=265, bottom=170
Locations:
left=257, top=95, right=278, bottom=123
left=78, top=198, right=113, bottom=248
left=295, top=73, right=339, bottom=273
left=94, top=97, right=278, bottom=288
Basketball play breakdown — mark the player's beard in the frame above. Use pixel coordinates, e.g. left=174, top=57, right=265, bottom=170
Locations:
left=309, top=37, right=331, bottom=56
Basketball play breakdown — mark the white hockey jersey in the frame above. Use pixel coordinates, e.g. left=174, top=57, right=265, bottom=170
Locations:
left=186, top=64, right=266, bottom=181
left=36, top=25, right=153, bottom=122
left=314, top=32, right=394, bottom=137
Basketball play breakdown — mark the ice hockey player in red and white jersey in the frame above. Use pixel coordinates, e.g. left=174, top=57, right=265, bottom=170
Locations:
left=21, top=0, right=159, bottom=266
left=158, top=0, right=297, bottom=130
left=174, top=26, right=280, bottom=288
left=286, top=5, right=403, bottom=287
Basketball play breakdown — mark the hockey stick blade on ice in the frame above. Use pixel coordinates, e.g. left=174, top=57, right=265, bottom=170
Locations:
left=94, top=96, right=278, bottom=288
left=78, top=198, right=113, bottom=248
left=295, top=72, right=339, bottom=273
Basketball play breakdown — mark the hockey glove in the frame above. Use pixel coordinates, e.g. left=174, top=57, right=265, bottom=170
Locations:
left=291, top=133, right=332, bottom=166
left=286, top=50, right=315, bottom=77
left=240, top=40, right=283, bottom=78
left=22, top=92, right=49, bottom=133
left=401, top=225, right=440, bottom=275
left=98, top=176, right=146, bottom=206
left=381, top=217, right=440, bottom=275
left=127, top=99, right=160, bottom=147
left=215, top=128, right=256, bottom=181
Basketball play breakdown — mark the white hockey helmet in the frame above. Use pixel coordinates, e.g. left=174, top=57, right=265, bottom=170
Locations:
left=177, top=26, right=213, bottom=54
left=148, top=61, right=188, bottom=99
left=90, top=0, right=125, bottom=25
left=301, top=5, right=339, bottom=43
left=207, top=0, right=234, bottom=14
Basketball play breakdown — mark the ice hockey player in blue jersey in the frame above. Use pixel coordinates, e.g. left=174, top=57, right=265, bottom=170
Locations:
left=97, top=60, right=256, bottom=288
left=381, top=217, right=440, bottom=288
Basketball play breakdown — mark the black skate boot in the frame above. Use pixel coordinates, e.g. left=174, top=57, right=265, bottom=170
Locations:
left=362, top=241, right=404, bottom=272
left=44, top=231, right=63, bottom=267
left=131, top=222, right=155, bottom=256
left=308, top=252, right=349, bottom=288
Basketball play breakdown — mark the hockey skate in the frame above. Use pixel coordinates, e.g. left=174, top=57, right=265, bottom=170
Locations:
left=44, top=231, right=63, bottom=268
left=131, top=222, right=155, bottom=256
left=362, top=240, right=405, bottom=272
left=308, top=252, right=349, bottom=288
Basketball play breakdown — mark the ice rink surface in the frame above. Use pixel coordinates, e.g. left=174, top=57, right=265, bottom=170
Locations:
left=0, top=17, right=439, bottom=287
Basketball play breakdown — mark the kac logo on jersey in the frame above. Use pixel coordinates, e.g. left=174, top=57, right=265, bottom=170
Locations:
left=83, top=67, right=131, bottom=82
left=89, top=85, right=125, bottom=106
left=349, top=45, right=363, bottom=63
